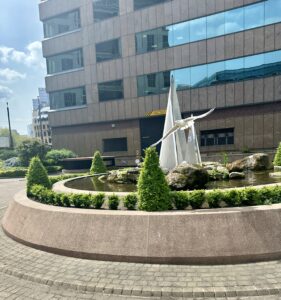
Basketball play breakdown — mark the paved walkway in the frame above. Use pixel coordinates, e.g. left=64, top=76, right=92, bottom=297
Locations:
left=0, top=179, right=281, bottom=299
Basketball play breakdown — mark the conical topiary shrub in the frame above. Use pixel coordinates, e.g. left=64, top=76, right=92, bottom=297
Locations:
left=137, top=147, right=171, bottom=211
left=26, top=156, right=51, bottom=196
left=90, top=151, right=107, bottom=174
left=273, top=142, right=281, bottom=166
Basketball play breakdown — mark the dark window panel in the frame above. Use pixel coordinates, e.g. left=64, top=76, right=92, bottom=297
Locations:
left=98, top=80, right=124, bottom=101
left=50, top=87, right=86, bottom=110
left=200, top=128, right=234, bottom=147
left=134, top=0, right=169, bottom=10
left=93, top=0, right=119, bottom=22
left=103, top=138, right=128, bottom=152
left=96, top=39, right=121, bottom=62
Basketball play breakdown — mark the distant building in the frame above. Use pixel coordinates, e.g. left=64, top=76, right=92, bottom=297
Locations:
left=27, top=124, right=34, bottom=137
left=39, top=0, right=281, bottom=164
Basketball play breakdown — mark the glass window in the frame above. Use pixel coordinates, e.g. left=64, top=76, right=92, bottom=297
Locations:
left=190, top=64, right=207, bottom=88
left=103, top=138, right=127, bottom=152
left=96, top=39, right=121, bottom=62
left=174, top=68, right=191, bottom=90
left=207, top=11, right=225, bottom=39
left=224, top=57, right=244, bottom=82
left=171, top=21, right=190, bottom=46
left=244, top=53, right=265, bottom=80
left=50, top=87, right=86, bottom=110
left=244, top=2, right=264, bottom=30
left=98, top=80, right=124, bottom=101
left=43, top=10, right=80, bottom=38
left=225, top=7, right=244, bottom=34
left=190, top=17, right=207, bottom=42
left=93, top=0, right=119, bottom=22
left=264, top=51, right=281, bottom=77
left=207, top=61, right=225, bottom=86
left=158, top=71, right=171, bottom=93
left=265, top=0, right=281, bottom=25
left=200, top=128, right=234, bottom=147
left=134, top=0, right=167, bottom=10
left=46, top=49, right=83, bottom=74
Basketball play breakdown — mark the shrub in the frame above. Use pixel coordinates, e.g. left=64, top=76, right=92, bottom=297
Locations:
left=71, top=194, right=85, bottom=208
left=45, top=149, right=77, bottom=165
left=206, top=190, right=224, bottom=208
left=17, top=140, right=50, bottom=167
left=123, top=194, right=138, bottom=210
left=189, top=190, right=205, bottom=209
left=61, top=193, right=72, bottom=207
left=90, top=151, right=107, bottom=174
left=45, top=165, right=62, bottom=173
left=26, top=157, right=51, bottom=196
left=108, top=195, right=120, bottom=210
left=273, top=142, right=281, bottom=166
left=170, top=191, right=189, bottom=210
left=92, top=193, right=105, bottom=209
left=138, top=147, right=171, bottom=211
left=0, top=149, right=17, bottom=160
left=0, top=168, right=27, bottom=178
left=241, top=187, right=261, bottom=206
left=223, top=189, right=242, bottom=207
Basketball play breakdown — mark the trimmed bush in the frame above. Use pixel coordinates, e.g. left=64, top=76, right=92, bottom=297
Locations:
left=0, top=149, right=17, bottom=160
left=242, top=187, right=260, bottom=206
left=137, top=147, right=171, bottom=211
left=223, top=189, right=242, bottom=207
left=45, top=149, right=77, bottom=165
left=26, top=157, right=51, bottom=196
left=90, top=151, right=107, bottom=174
left=123, top=194, right=138, bottom=210
left=0, top=168, right=27, bottom=178
left=92, top=193, right=105, bottom=209
left=170, top=191, right=189, bottom=210
left=45, top=165, right=62, bottom=173
left=189, top=190, right=205, bottom=209
left=206, top=190, right=224, bottom=208
left=108, top=195, right=120, bottom=210
left=273, top=142, right=281, bottom=166
left=61, top=193, right=72, bottom=207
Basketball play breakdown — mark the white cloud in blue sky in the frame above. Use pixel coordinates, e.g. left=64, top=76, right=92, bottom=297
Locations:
left=0, top=0, right=46, bottom=134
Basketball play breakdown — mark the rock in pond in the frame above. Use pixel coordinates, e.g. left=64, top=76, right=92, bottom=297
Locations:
left=166, top=163, right=209, bottom=190
left=229, top=172, right=246, bottom=179
left=107, top=168, right=140, bottom=184
left=227, top=153, right=270, bottom=172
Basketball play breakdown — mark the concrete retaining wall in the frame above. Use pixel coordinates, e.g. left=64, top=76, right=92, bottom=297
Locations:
left=2, top=190, right=281, bottom=264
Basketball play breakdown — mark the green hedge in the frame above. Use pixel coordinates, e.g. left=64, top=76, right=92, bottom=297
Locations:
left=0, top=168, right=27, bottom=178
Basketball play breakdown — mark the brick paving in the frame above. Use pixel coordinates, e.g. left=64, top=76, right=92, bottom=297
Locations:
left=0, top=179, right=281, bottom=299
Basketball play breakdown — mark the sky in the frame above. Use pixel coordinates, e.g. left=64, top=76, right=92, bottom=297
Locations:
left=0, top=0, right=46, bottom=134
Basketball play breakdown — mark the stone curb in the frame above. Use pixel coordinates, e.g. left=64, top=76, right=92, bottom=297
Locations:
left=0, top=264, right=280, bottom=298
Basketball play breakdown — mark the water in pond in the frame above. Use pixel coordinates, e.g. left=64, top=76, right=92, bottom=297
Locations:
left=65, top=171, right=281, bottom=192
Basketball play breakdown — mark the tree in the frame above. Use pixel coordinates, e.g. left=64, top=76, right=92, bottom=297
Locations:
left=45, top=148, right=77, bottom=165
left=0, top=128, right=30, bottom=147
left=26, top=157, right=51, bottom=196
left=137, top=147, right=171, bottom=211
left=273, top=142, right=281, bottom=166
left=16, top=139, right=50, bottom=166
left=90, top=151, right=107, bottom=174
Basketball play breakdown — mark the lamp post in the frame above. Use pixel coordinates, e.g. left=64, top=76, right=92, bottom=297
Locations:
left=6, top=102, right=13, bottom=149
left=37, top=96, right=44, bottom=143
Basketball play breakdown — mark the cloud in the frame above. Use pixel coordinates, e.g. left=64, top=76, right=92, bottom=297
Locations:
left=0, top=85, right=13, bottom=100
left=0, top=68, right=26, bottom=83
left=0, top=41, right=45, bottom=69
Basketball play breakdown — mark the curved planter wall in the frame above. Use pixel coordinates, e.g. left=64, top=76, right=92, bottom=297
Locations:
left=2, top=190, right=281, bottom=264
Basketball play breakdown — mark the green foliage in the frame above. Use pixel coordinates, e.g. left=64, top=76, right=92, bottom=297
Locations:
left=137, top=147, right=171, bottom=211
left=205, top=190, right=224, bottom=208
left=90, top=151, right=107, bottom=174
left=189, top=190, right=205, bottom=209
left=221, top=152, right=229, bottom=166
left=273, top=142, right=281, bottom=166
left=242, top=188, right=260, bottom=206
left=45, top=149, right=77, bottom=165
left=49, top=174, right=84, bottom=186
left=45, top=165, right=62, bottom=173
left=0, top=149, right=17, bottom=160
left=223, top=189, right=241, bottom=207
left=26, top=157, right=51, bottom=196
left=92, top=193, right=105, bottom=209
left=123, top=194, right=138, bottom=210
left=17, top=140, right=50, bottom=166
left=108, top=194, right=120, bottom=210
left=0, top=167, right=27, bottom=178
left=0, top=128, right=31, bottom=147
left=170, top=191, right=189, bottom=210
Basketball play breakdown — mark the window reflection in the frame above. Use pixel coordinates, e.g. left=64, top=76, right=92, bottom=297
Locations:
left=98, top=80, right=124, bottom=101
left=96, top=39, right=121, bottom=62
left=207, top=12, right=225, bottom=39
left=225, top=9, right=244, bottom=34
left=50, top=87, right=86, bottom=110
left=190, top=17, right=207, bottom=42
left=93, top=0, right=119, bottom=22
left=265, top=0, right=281, bottom=25
left=137, top=50, right=281, bottom=96
left=244, top=2, right=264, bottom=30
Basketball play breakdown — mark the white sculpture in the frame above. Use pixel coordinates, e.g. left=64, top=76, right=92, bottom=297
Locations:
left=151, top=76, right=215, bottom=170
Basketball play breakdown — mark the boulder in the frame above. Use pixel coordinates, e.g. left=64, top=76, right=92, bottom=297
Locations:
left=203, top=163, right=229, bottom=181
left=166, top=163, right=209, bottom=190
left=4, top=157, right=20, bottom=167
left=229, top=172, right=245, bottom=179
left=107, top=168, right=140, bottom=184
left=269, top=172, right=281, bottom=178
left=227, top=153, right=270, bottom=172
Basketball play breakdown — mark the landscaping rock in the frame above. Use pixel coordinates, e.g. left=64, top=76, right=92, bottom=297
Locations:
left=107, top=168, right=140, bottom=184
left=227, top=153, right=270, bottom=172
left=4, top=157, right=20, bottom=167
left=229, top=172, right=246, bottom=179
left=269, top=172, right=281, bottom=178
left=274, top=166, right=281, bottom=172
left=166, top=163, right=209, bottom=190
left=202, top=162, right=229, bottom=181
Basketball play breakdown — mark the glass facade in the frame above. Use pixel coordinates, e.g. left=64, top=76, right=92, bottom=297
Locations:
left=137, top=50, right=281, bottom=96
left=98, top=80, right=124, bottom=101
left=43, top=10, right=80, bottom=38
left=96, top=39, right=121, bottom=62
left=200, top=128, right=234, bottom=146
left=46, top=49, right=83, bottom=75
left=136, top=0, right=281, bottom=54
left=103, top=138, right=128, bottom=152
left=134, top=0, right=168, bottom=10
left=93, top=0, right=119, bottom=22
left=50, top=87, right=86, bottom=110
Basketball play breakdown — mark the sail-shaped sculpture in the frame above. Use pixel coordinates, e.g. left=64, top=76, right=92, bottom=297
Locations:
left=153, top=77, right=215, bottom=170
left=159, top=77, right=187, bottom=170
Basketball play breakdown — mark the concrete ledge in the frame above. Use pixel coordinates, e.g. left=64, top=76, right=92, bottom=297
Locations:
left=2, top=190, right=281, bottom=264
